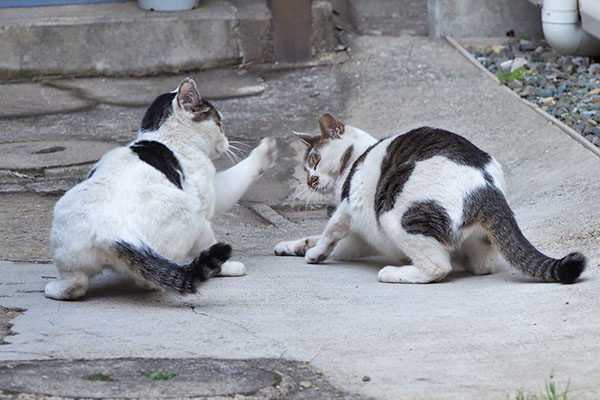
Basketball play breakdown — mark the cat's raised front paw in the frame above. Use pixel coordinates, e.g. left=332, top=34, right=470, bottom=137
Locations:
left=305, top=248, right=327, bottom=264
left=252, top=137, right=278, bottom=174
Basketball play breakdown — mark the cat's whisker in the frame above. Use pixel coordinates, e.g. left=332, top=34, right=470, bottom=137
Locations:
left=290, top=184, right=310, bottom=207
left=227, top=144, right=247, bottom=160
left=225, top=147, right=241, bottom=164
left=229, top=140, right=253, bottom=149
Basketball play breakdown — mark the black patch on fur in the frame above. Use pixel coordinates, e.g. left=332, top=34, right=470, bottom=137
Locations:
left=375, top=127, right=493, bottom=218
left=341, top=141, right=380, bottom=201
left=338, top=145, right=354, bottom=175
left=401, top=200, right=453, bottom=246
left=375, top=161, right=415, bottom=218
left=462, top=185, right=586, bottom=283
left=391, top=127, right=492, bottom=169
left=130, top=140, right=184, bottom=189
left=483, top=171, right=494, bottom=185
left=140, top=93, right=176, bottom=133
left=113, top=241, right=231, bottom=294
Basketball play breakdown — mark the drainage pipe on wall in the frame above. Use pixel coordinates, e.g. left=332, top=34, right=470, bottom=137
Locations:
left=542, top=0, right=600, bottom=56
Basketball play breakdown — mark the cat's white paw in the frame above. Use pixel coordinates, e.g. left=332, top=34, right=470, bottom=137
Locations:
left=378, top=266, right=403, bottom=283
left=218, top=260, right=246, bottom=276
left=274, top=241, right=293, bottom=256
left=45, top=278, right=89, bottom=300
left=305, top=247, right=326, bottom=264
left=252, top=137, right=278, bottom=173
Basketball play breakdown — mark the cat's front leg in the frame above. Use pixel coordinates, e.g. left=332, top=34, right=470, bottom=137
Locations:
left=305, top=203, right=351, bottom=264
left=214, top=137, right=278, bottom=215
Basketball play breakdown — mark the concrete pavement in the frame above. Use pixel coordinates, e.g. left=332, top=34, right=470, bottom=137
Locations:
left=1, top=34, right=599, bottom=399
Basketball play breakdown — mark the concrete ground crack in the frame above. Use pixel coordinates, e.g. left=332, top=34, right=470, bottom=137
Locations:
left=190, top=306, right=286, bottom=350
left=0, top=307, right=25, bottom=345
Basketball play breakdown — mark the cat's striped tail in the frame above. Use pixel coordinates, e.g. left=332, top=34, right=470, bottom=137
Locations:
left=112, top=241, right=231, bottom=294
left=466, top=186, right=586, bottom=283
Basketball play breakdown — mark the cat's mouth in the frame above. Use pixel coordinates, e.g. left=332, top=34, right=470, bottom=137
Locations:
left=307, top=175, right=332, bottom=194
left=307, top=175, right=319, bottom=190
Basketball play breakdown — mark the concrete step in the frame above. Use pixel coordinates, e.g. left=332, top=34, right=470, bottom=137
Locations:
left=350, top=0, right=428, bottom=36
left=0, top=0, right=335, bottom=79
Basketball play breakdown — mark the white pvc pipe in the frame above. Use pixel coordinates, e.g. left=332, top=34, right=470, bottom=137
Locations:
left=541, top=0, right=600, bottom=56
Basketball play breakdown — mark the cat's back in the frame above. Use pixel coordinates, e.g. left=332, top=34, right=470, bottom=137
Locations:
left=384, top=126, right=492, bottom=168
left=52, top=144, right=198, bottom=234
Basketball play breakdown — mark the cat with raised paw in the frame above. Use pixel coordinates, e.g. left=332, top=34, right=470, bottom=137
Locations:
left=274, top=113, right=585, bottom=284
left=47, top=78, right=277, bottom=300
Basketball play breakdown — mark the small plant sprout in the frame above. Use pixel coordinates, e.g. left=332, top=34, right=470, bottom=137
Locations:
left=498, top=66, right=527, bottom=84
left=511, top=378, right=572, bottom=400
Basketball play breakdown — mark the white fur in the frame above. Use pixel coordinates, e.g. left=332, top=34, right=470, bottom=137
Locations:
left=275, top=123, right=505, bottom=284
left=47, top=80, right=277, bottom=300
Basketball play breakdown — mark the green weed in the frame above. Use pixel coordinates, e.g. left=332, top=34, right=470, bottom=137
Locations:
left=513, top=379, right=571, bottom=400
left=498, top=66, right=527, bottom=83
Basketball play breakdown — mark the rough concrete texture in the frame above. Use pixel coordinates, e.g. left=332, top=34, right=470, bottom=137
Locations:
left=48, top=70, right=267, bottom=107
left=351, top=0, right=428, bottom=36
left=428, top=0, right=543, bottom=38
left=0, top=141, right=117, bottom=170
left=1, top=34, right=600, bottom=399
left=0, top=83, right=92, bottom=119
left=0, top=357, right=352, bottom=399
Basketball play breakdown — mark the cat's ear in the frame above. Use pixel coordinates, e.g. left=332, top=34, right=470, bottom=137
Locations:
left=294, top=132, right=320, bottom=147
left=176, top=78, right=201, bottom=112
left=318, top=113, right=344, bottom=140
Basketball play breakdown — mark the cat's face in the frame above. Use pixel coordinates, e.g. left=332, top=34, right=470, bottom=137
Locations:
left=140, top=78, right=228, bottom=159
left=296, top=113, right=355, bottom=195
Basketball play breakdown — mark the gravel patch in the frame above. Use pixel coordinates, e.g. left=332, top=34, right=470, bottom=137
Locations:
left=468, top=38, right=600, bottom=147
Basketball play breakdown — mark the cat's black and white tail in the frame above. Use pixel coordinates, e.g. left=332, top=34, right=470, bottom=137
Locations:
left=465, top=186, right=586, bottom=283
left=113, top=241, right=231, bottom=294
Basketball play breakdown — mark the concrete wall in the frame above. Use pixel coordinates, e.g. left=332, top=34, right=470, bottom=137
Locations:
left=428, top=0, right=543, bottom=38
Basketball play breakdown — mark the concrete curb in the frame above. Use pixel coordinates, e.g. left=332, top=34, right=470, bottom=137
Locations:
left=446, top=35, right=600, bottom=159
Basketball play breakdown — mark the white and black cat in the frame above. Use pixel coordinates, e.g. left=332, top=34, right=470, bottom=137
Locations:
left=275, top=113, right=586, bottom=284
left=47, top=78, right=277, bottom=300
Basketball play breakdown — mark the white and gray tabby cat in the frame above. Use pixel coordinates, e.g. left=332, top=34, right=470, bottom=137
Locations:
left=47, top=78, right=277, bottom=300
left=275, top=113, right=586, bottom=284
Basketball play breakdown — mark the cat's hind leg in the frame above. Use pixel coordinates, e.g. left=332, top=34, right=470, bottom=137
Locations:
left=458, top=227, right=501, bottom=275
left=378, top=235, right=453, bottom=284
left=330, top=234, right=377, bottom=261
left=45, top=269, right=94, bottom=300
